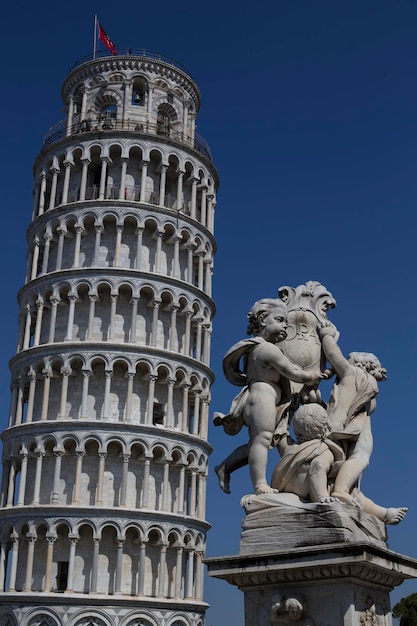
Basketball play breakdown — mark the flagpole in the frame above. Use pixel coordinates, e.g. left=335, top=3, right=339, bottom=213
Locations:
left=93, top=15, right=98, bottom=59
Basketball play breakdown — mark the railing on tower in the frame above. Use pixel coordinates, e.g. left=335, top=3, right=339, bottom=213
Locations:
left=42, top=118, right=212, bottom=161
left=69, top=49, right=194, bottom=79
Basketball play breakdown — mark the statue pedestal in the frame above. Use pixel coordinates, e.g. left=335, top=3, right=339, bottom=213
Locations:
left=206, top=495, right=417, bottom=625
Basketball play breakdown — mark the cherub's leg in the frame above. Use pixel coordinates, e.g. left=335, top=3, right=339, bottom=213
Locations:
left=248, top=429, right=277, bottom=495
left=215, top=444, right=249, bottom=494
left=332, top=429, right=372, bottom=500
left=307, top=453, right=339, bottom=503
left=355, top=491, right=408, bottom=525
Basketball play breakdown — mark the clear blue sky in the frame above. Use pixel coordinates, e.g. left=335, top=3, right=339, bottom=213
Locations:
left=1, top=1, right=417, bottom=623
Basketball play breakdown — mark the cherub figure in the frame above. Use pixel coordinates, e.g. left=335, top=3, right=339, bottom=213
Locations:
left=214, top=298, right=322, bottom=495
left=270, top=594, right=314, bottom=625
left=319, top=322, right=407, bottom=523
left=270, top=403, right=344, bottom=503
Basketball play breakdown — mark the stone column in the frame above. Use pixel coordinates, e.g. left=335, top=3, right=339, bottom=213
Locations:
left=23, top=535, right=36, bottom=591
left=176, top=170, right=184, bottom=209
left=38, top=172, right=47, bottom=215
left=59, top=367, right=71, bottom=418
left=195, top=318, right=203, bottom=360
left=22, top=304, right=32, bottom=349
left=61, top=160, right=73, bottom=204
left=32, top=451, right=45, bottom=504
left=159, top=164, right=167, bottom=206
left=142, top=457, right=151, bottom=507
left=51, top=450, right=63, bottom=503
left=114, top=226, right=123, bottom=266
left=99, top=158, right=108, bottom=199
left=48, top=167, right=59, bottom=210
left=66, top=96, right=74, bottom=135
left=73, top=225, right=83, bottom=267
left=155, top=231, right=163, bottom=273
left=162, top=460, right=170, bottom=511
left=0, top=542, right=6, bottom=591
left=200, top=396, right=210, bottom=440
left=25, top=370, right=37, bottom=423
left=151, top=300, right=161, bottom=347
left=96, top=452, right=106, bottom=505
left=190, top=177, right=198, bottom=219
left=7, top=534, right=19, bottom=591
left=6, top=459, right=16, bottom=506
left=44, top=536, right=56, bottom=592
left=125, top=372, right=135, bottom=422
left=158, top=543, right=168, bottom=597
left=79, top=158, right=90, bottom=201
left=169, top=305, right=179, bottom=351
left=48, top=298, right=59, bottom=343
left=102, top=370, right=112, bottom=417
left=181, top=384, right=190, bottom=432
left=146, top=375, right=158, bottom=425
left=173, top=236, right=181, bottom=278
left=115, top=539, right=125, bottom=593
left=14, top=379, right=24, bottom=425
left=8, top=383, right=18, bottom=426
left=192, top=391, right=201, bottom=436
left=65, top=294, right=77, bottom=341
left=119, top=454, right=130, bottom=506
left=189, top=469, right=198, bottom=517
left=80, top=369, right=91, bottom=417
left=119, top=159, right=128, bottom=200
left=200, top=186, right=207, bottom=226
left=108, top=295, right=118, bottom=340
left=41, top=234, right=52, bottom=274
left=55, top=227, right=66, bottom=271
left=90, top=538, right=100, bottom=592
left=65, top=537, right=78, bottom=592
left=135, top=227, right=144, bottom=269
left=166, top=378, right=175, bottom=428
left=122, top=79, right=132, bottom=125
left=139, top=161, right=149, bottom=203
left=30, top=237, right=40, bottom=280
left=186, top=549, right=195, bottom=599
left=130, top=297, right=139, bottom=343
left=175, top=545, right=184, bottom=598
left=40, top=369, right=52, bottom=421
left=87, top=295, right=97, bottom=339
left=184, top=311, right=193, bottom=356
left=93, top=225, right=103, bottom=265
left=73, top=451, right=84, bottom=504
left=178, top=464, right=186, bottom=514
left=186, top=243, right=194, bottom=283
left=17, top=453, right=28, bottom=505
left=138, top=541, right=147, bottom=595
left=195, top=551, right=204, bottom=599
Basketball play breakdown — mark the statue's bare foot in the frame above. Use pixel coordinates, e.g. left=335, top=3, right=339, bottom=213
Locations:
left=255, top=484, right=279, bottom=495
left=214, top=463, right=230, bottom=494
left=384, top=507, right=408, bottom=525
left=331, top=491, right=361, bottom=508
left=318, top=496, right=340, bottom=504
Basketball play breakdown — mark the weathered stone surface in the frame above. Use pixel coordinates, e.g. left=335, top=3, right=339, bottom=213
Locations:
left=240, top=493, right=386, bottom=555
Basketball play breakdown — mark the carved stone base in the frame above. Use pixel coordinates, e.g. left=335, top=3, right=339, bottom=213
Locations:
left=206, top=498, right=417, bottom=625
left=240, top=493, right=387, bottom=554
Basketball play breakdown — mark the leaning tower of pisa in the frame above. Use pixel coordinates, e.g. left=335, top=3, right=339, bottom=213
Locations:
left=0, top=48, right=218, bottom=626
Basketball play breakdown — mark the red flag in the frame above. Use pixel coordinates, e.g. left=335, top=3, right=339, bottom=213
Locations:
left=98, top=22, right=118, bottom=55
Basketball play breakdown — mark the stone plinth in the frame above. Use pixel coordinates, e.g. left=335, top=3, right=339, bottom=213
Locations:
left=206, top=496, right=417, bottom=626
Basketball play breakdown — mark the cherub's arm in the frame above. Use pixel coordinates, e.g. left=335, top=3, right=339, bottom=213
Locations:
left=275, top=432, right=296, bottom=456
left=319, top=325, right=351, bottom=378
left=265, top=344, right=322, bottom=385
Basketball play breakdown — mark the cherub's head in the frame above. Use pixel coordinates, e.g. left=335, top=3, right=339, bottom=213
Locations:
left=293, top=403, right=330, bottom=443
left=347, top=352, right=387, bottom=381
left=247, top=299, right=288, bottom=343
left=285, top=596, right=304, bottom=620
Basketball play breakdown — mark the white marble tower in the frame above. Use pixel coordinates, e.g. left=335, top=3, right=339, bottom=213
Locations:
left=0, top=48, right=218, bottom=626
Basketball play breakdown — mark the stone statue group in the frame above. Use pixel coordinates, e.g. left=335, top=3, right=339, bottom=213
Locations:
left=214, top=281, right=407, bottom=525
